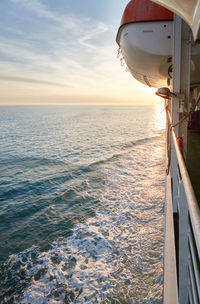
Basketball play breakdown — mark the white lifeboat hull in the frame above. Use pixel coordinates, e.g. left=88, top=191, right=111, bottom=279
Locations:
left=118, top=21, right=200, bottom=88
left=118, top=21, right=173, bottom=88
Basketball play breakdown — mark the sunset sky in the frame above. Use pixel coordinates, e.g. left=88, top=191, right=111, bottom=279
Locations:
left=0, top=0, right=160, bottom=105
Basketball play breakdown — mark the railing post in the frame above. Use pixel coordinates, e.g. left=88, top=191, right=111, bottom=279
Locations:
left=178, top=181, right=189, bottom=303
left=171, top=15, right=182, bottom=213
left=171, top=15, right=181, bottom=134
left=170, top=16, right=191, bottom=304
left=178, top=21, right=191, bottom=159
left=171, top=16, right=191, bottom=211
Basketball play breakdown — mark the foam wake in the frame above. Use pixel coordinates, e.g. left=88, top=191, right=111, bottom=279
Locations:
left=1, top=137, right=165, bottom=303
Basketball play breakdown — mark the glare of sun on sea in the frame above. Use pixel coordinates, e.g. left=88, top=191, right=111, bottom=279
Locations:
left=145, top=85, right=166, bottom=130
left=154, top=102, right=166, bottom=130
left=151, top=102, right=166, bottom=155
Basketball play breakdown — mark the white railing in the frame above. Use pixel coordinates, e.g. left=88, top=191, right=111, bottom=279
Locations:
left=164, top=128, right=200, bottom=304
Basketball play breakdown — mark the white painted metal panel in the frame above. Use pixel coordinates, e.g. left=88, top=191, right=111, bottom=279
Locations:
left=151, top=0, right=200, bottom=39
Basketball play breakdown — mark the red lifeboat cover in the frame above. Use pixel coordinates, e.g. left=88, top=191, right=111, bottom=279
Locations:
left=120, top=0, right=173, bottom=26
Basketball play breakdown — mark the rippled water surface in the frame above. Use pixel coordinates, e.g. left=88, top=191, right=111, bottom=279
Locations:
left=0, top=105, right=165, bottom=303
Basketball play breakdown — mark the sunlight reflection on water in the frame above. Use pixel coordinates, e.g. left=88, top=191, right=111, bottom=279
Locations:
left=0, top=106, right=165, bottom=303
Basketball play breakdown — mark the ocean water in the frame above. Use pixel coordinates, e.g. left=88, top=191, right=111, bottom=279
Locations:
left=0, top=105, right=165, bottom=304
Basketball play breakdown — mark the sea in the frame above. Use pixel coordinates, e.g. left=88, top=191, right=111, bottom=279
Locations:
left=0, top=105, right=166, bottom=304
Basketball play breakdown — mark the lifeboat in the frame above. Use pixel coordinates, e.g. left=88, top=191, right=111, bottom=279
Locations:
left=116, top=0, right=200, bottom=88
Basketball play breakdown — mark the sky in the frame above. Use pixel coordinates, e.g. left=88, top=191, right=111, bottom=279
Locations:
left=0, top=0, right=160, bottom=105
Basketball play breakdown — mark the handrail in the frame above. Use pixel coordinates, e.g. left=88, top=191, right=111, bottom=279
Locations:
left=171, top=128, right=200, bottom=257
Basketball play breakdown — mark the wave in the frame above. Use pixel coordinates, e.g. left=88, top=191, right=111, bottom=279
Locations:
left=121, top=133, right=164, bottom=150
left=74, top=133, right=164, bottom=171
left=0, top=156, right=67, bottom=167
left=0, top=133, right=164, bottom=203
left=0, top=193, right=164, bottom=303
left=0, top=134, right=165, bottom=303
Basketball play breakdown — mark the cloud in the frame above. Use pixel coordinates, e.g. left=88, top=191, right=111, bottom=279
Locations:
left=10, top=0, right=58, bottom=21
left=0, top=1, right=112, bottom=87
left=0, top=0, right=159, bottom=104
left=7, top=0, right=111, bottom=58
left=0, top=75, right=68, bottom=87
left=10, top=0, right=103, bottom=33
left=79, top=22, right=109, bottom=51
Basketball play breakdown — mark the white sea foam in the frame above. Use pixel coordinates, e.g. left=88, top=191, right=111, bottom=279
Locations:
left=0, top=106, right=166, bottom=303
left=18, top=138, right=165, bottom=304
